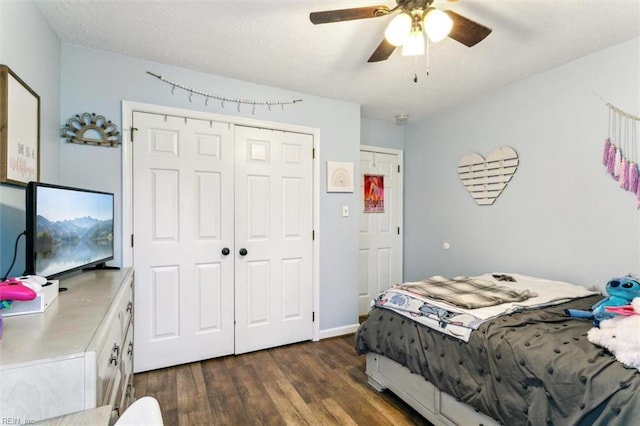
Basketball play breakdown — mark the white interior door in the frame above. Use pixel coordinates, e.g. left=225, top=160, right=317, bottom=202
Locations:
left=359, top=147, right=403, bottom=315
left=133, top=111, right=314, bottom=370
left=133, top=112, right=235, bottom=372
left=234, top=126, right=314, bottom=354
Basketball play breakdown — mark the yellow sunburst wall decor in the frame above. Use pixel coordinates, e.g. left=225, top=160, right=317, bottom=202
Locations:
left=61, top=112, right=120, bottom=147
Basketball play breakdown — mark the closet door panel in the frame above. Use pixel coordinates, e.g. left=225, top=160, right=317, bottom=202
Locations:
left=234, top=127, right=313, bottom=354
left=133, top=113, right=235, bottom=372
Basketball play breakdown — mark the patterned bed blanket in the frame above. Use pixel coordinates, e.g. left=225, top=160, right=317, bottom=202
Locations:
left=374, top=275, right=537, bottom=341
left=396, top=275, right=537, bottom=309
left=373, top=274, right=596, bottom=342
left=373, top=288, right=482, bottom=342
left=356, top=295, right=640, bottom=426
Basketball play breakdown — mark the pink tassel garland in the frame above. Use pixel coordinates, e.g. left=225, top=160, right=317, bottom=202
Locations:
left=607, top=144, right=617, bottom=176
left=630, top=163, right=639, bottom=193
left=637, top=172, right=640, bottom=208
left=603, top=138, right=611, bottom=166
left=614, top=148, right=622, bottom=178
left=619, top=159, right=629, bottom=190
left=607, top=144, right=617, bottom=175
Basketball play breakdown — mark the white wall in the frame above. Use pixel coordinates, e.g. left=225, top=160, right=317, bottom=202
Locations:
left=3, top=0, right=638, bottom=335
left=403, top=37, right=640, bottom=291
left=0, top=1, right=60, bottom=278
left=59, top=44, right=361, bottom=332
left=361, top=118, right=405, bottom=150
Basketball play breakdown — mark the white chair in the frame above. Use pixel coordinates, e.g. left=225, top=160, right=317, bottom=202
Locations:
left=115, top=396, right=164, bottom=426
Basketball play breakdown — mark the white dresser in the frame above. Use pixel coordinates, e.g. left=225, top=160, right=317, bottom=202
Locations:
left=0, top=268, right=135, bottom=424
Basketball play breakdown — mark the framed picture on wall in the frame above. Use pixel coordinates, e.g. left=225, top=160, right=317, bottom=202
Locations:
left=327, top=161, right=354, bottom=192
left=0, top=64, right=40, bottom=186
left=364, top=174, right=384, bottom=213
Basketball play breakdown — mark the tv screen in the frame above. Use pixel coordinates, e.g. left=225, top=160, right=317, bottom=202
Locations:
left=25, top=182, right=115, bottom=279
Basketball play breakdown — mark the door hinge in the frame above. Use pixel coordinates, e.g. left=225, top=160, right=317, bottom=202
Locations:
left=312, top=311, right=315, bottom=322
left=397, top=164, right=400, bottom=173
left=312, top=230, right=315, bottom=240
left=312, top=147, right=315, bottom=159
left=131, top=234, right=134, bottom=247
left=130, top=127, right=138, bottom=143
left=397, top=227, right=400, bottom=235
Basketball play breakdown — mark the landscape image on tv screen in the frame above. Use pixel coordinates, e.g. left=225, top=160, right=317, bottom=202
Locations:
left=35, top=186, right=114, bottom=277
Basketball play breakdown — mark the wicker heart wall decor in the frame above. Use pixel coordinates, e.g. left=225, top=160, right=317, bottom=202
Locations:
left=458, top=146, right=519, bottom=206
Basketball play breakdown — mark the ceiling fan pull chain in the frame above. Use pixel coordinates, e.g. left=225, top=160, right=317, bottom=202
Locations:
left=411, top=39, right=431, bottom=83
left=426, top=38, right=430, bottom=77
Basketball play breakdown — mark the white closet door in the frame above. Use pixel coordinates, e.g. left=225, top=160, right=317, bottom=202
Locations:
left=233, top=126, right=314, bottom=354
left=132, top=112, right=235, bottom=372
left=359, top=148, right=403, bottom=315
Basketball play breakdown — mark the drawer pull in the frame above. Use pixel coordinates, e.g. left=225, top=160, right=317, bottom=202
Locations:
left=126, top=301, right=133, bottom=313
left=110, top=343, right=121, bottom=365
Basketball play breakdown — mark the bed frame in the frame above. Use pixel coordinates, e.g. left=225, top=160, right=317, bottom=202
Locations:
left=366, top=353, right=499, bottom=426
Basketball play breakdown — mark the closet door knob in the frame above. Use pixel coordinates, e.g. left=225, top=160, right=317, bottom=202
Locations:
left=239, top=248, right=248, bottom=256
left=221, top=247, right=230, bottom=256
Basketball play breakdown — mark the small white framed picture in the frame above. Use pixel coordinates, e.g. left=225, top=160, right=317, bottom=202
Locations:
left=327, top=161, right=354, bottom=193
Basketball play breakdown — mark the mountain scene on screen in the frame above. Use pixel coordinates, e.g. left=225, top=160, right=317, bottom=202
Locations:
left=35, top=215, right=113, bottom=253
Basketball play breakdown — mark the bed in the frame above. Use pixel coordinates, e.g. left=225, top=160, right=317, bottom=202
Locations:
left=355, top=274, right=640, bottom=426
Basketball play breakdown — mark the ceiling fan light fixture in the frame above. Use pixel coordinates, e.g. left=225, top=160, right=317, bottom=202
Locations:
left=401, top=29, right=425, bottom=56
left=384, top=12, right=412, bottom=46
left=423, top=8, right=453, bottom=43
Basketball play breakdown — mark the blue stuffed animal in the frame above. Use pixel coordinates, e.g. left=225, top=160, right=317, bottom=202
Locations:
left=565, top=276, right=640, bottom=326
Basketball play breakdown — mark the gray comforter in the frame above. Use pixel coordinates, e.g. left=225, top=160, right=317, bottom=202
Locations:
left=355, top=295, right=640, bottom=426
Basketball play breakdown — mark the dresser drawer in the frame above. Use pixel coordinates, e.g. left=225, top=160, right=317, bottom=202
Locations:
left=96, top=322, right=122, bottom=404
left=118, top=284, right=134, bottom=338
left=104, top=365, right=122, bottom=407
left=122, top=324, right=134, bottom=383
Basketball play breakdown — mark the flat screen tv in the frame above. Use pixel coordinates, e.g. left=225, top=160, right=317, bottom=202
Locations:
left=25, top=182, right=115, bottom=279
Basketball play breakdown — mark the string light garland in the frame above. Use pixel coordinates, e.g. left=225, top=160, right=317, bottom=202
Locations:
left=146, top=71, right=303, bottom=114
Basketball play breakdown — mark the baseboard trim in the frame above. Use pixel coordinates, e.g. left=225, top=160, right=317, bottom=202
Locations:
left=319, top=323, right=360, bottom=340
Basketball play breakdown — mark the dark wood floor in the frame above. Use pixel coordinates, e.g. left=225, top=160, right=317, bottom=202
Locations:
left=134, top=334, right=432, bottom=425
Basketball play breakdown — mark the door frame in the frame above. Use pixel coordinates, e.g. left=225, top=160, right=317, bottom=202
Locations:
left=121, top=100, right=321, bottom=342
left=359, top=144, right=404, bottom=313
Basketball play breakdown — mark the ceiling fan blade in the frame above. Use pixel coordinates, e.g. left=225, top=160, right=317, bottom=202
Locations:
left=310, top=5, right=390, bottom=24
left=368, top=39, right=396, bottom=62
left=444, top=10, right=492, bottom=47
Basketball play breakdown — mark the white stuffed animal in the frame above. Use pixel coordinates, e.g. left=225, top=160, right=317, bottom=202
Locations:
left=587, top=297, right=640, bottom=371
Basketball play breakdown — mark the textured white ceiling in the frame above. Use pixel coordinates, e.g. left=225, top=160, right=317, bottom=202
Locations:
left=36, top=0, right=640, bottom=124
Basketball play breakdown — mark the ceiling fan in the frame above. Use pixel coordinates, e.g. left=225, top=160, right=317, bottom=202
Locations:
left=309, top=0, right=492, bottom=62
